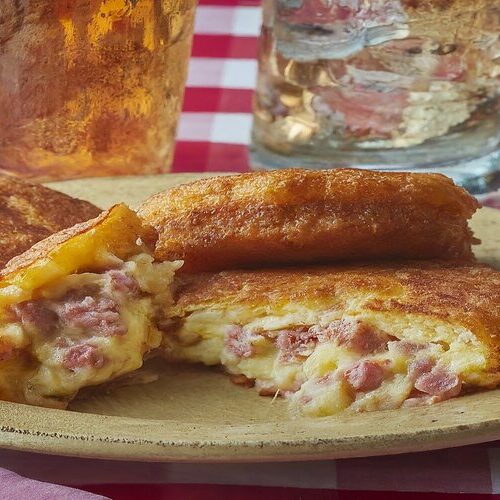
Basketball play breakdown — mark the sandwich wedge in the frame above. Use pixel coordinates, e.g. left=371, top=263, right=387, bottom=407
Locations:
left=0, top=204, right=181, bottom=408
left=164, top=262, right=500, bottom=416
left=0, top=174, right=101, bottom=268
left=139, top=168, right=479, bottom=272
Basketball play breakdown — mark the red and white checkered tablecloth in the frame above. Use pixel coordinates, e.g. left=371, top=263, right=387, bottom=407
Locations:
left=172, top=0, right=259, bottom=174
left=0, top=441, right=499, bottom=499
left=1, top=1, right=499, bottom=499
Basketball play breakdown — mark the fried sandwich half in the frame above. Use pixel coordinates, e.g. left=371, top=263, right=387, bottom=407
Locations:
left=0, top=174, right=101, bottom=268
left=163, top=263, right=500, bottom=416
left=138, top=169, right=479, bottom=272
left=0, top=204, right=180, bottom=408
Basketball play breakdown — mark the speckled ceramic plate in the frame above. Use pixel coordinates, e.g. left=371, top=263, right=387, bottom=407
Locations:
left=0, top=173, right=497, bottom=462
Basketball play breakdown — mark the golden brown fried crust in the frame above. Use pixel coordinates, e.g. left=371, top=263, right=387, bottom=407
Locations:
left=1, top=204, right=157, bottom=279
left=139, top=169, right=479, bottom=273
left=0, top=175, right=102, bottom=268
left=174, top=261, right=500, bottom=360
left=402, top=0, right=460, bottom=9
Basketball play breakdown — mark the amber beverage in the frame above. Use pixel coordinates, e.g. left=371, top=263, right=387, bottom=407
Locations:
left=0, top=0, right=196, bottom=181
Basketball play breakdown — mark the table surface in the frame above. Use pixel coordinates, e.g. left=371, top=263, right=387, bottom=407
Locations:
left=2, top=0, right=500, bottom=498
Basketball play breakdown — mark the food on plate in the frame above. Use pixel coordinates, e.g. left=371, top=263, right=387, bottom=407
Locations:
left=0, top=175, right=101, bottom=268
left=0, top=204, right=180, bottom=408
left=164, top=262, right=500, bottom=416
left=0, top=168, right=495, bottom=418
left=138, top=168, right=479, bottom=273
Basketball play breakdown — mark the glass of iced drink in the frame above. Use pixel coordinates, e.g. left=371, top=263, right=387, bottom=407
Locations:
left=0, top=0, right=196, bottom=181
left=251, top=0, right=500, bottom=193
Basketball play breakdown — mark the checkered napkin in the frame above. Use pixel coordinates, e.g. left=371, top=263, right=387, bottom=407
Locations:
left=0, top=468, right=106, bottom=500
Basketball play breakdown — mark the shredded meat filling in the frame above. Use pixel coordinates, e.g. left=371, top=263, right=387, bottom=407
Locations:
left=54, top=294, right=125, bottom=337
left=344, top=360, right=386, bottom=392
left=414, top=364, right=462, bottom=400
left=321, top=319, right=390, bottom=355
left=227, top=318, right=464, bottom=410
left=107, top=270, right=140, bottom=296
left=225, top=326, right=258, bottom=358
left=276, top=327, right=316, bottom=362
left=10, top=269, right=143, bottom=373
left=12, top=301, right=58, bottom=336
left=63, top=344, right=106, bottom=370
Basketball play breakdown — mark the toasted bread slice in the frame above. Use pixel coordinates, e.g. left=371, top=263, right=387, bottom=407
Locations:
left=0, top=204, right=181, bottom=408
left=138, top=169, right=479, bottom=272
left=0, top=175, right=101, bottom=268
left=164, top=262, right=500, bottom=415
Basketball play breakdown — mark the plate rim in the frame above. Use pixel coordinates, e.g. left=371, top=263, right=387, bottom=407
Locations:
left=0, top=391, right=498, bottom=462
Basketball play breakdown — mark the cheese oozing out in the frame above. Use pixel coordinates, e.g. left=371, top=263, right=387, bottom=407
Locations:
left=0, top=253, right=180, bottom=408
left=163, top=305, right=490, bottom=416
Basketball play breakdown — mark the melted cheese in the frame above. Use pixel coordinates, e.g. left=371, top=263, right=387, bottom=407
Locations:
left=28, top=296, right=158, bottom=404
left=0, top=253, right=180, bottom=408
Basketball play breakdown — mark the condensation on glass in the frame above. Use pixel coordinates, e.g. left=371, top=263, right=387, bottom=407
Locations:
left=251, top=0, right=500, bottom=192
left=0, top=0, right=196, bottom=181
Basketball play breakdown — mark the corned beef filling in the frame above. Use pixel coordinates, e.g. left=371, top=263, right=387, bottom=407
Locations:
left=11, top=269, right=139, bottom=371
left=223, top=318, right=462, bottom=410
left=225, top=326, right=259, bottom=358
left=344, top=360, right=387, bottom=392
left=276, top=327, right=316, bottom=362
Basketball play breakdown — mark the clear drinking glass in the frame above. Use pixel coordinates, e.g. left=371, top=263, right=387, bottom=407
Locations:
left=0, top=0, right=196, bottom=181
left=250, top=0, right=500, bottom=193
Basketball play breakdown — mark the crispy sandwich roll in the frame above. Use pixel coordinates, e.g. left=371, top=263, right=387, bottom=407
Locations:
left=164, top=263, right=500, bottom=416
left=139, top=169, right=479, bottom=272
left=0, top=204, right=181, bottom=408
left=0, top=174, right=101, bottom=268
